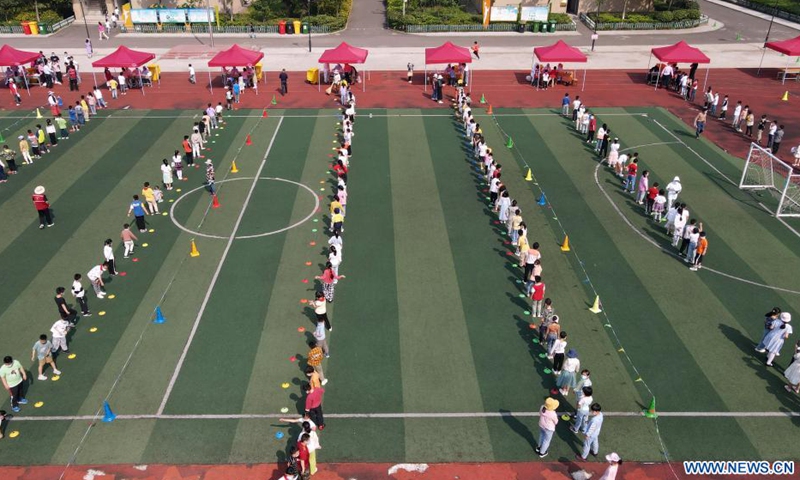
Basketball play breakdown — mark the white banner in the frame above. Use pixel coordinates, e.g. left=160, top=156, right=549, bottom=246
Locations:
left=490, top=5, right=519, bottom=22
left=520, top=6, right=549, bottom=22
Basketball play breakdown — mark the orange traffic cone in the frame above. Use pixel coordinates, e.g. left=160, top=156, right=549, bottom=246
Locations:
left=211, top=194, right=221, bottom=209
left=487, top=104, right=493, bottom=115
left=560, top=235, right=571, bottom=252
left=245, top=134, right=252, bottom=146
left=262, top=108, right=268, bottom=118
left=190, top=240, right=200, bottom=257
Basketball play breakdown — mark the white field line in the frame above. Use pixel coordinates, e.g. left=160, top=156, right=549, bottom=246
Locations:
left=9, top=411, right=800, bottom=422
left=0, top=112, right=648, bottom=121
left=156, top=117, right=285, bottom=415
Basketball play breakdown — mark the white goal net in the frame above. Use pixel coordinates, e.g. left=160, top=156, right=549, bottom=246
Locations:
left=739, top=142, right=800, bottom=218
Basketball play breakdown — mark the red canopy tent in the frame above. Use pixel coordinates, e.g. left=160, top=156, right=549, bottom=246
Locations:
left=649, top=41, right=711, bottom=91
left=0, top=45, right=42, bottom=94
left=532, top=40, right=588, bottom=91
left=207, top=44, right=265, bottom=94
left=424, top=42, right=472, bottom=92
left=317, top=42, right=369, bottom=92
left=92, top=46, right=157, bottom=95
left=761, top=35, right=800, bottom=83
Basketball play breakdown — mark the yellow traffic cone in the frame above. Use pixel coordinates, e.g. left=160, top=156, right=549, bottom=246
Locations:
left=782, top=91, right=789, bottom=101
left=524, top=168, right=532, bottom=181
left=36, top=108, right=43, bottom=119
left=230, top=160, right=239, bottom=173
left=190, top=240, right=200, bottom=257
left=588, top=295, right=602, bottom=313
left=560, top=235, right=570, bottom=252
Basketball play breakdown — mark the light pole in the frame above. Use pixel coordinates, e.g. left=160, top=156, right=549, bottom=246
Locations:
left=307, top=0, right=312, bottom=52
left=206, top=0, right=215, bottom=47
left=78, top=0, right=91, bottom=39
left=756, top=0, right=781, bottom=75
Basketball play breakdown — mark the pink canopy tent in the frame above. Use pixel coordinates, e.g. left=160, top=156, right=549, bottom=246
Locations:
left=424, top=42, right=472, bottom=92
left=207, top=44, right=265, bottom=94
left=92, top=46, right=157, bottom=95
left=532, top=40, right=588, bottom=91
left=649, top=41, right=711, bottom=91
left=317, top=42, right=369, bottom=92
left=760, top=35, right=800, bottom=83
left=0, top=45, right=42, bottom=94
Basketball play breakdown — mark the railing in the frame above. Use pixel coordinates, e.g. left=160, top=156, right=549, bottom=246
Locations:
left=718, top=0, right=800, bottom=23
left=580, top=13, right=708, bottom=30
left=0, top=15, right=75, bottom=34
left=120, top=24, right=330, bottom=34
left=405, top=21, right=576, bottom=33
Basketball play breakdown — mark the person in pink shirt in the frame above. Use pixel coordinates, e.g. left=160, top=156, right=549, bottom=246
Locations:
left=304, top=383, right=325, bottom=430
left=535, top=397, right=559, bottom=458
left=315, top=262, right=345, bottom=302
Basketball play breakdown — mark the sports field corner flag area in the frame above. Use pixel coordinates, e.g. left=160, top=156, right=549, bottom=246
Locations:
left=1, top=9, right=800, bottom=479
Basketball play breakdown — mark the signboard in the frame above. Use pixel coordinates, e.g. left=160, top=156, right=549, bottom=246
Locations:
left=159, top=8, right=187, bottom=23
left=130, top=9, right=158, bottom=24
left=187, top=8, right=215, bottom=23
left=520, top=6, right=549, bottom=22
left=490, top=5, right=519, bottom=22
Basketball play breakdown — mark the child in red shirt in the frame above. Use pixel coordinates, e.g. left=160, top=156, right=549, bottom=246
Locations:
left=646, top=182, right=659, bottom=216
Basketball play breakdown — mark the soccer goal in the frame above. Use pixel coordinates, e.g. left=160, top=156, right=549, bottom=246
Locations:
left=739, top=142, right=800, bottom=217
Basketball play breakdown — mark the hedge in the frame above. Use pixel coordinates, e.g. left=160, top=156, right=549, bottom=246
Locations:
left=388, top=0, right=573, bottom=29
left=588, top=8, right=700, bottom=24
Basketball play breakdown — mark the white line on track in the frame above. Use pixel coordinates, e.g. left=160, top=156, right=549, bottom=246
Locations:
left=10, top=411, right=800, bottom=422
left=0, top=112, right=649, bottom=121
left=156, top=117, right=285, bottom=415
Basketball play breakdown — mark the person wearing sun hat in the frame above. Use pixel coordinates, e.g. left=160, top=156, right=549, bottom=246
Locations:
left=765, top=312, right=793, bottom=367
left=535, top=397, right=559, bottom=458
left=32, top=186, right=53, bottom=229
left=598, top=452, right=622, bottom=480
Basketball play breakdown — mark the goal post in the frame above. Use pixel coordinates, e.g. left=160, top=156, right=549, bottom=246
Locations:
left=739, top=142, right=800, bottom=217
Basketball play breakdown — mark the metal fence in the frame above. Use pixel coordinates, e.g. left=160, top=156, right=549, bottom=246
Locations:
left=0, top=15, right=75, bottom=34
left=580, top=13, right=708, bottom=31
left=404, top=21, right=576, bottom=33
left=120, top=24, right=330, bottom=34
left=718, top=0, right=800, bottom=23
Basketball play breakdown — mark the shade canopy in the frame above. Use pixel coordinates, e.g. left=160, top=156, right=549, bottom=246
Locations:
left=651, top=41, right=710, bottom=64
left=318, top=42, right=368, bottom=64
left=765, top=35, right=800, bottom=56
left=425, top=41, right=472, bottom=65
left=0, top=45, right=40, bottom=66
left=533, top=40, right=587, bottom=63
left=91, top=46, right=156, bottom=68
left=208, top=44, right=264, bottom=67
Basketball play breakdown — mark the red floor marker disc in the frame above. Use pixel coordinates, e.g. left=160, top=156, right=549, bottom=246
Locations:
left=118, top=272, right=127, bottom=276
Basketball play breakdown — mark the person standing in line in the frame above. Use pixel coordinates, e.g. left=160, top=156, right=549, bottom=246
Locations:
left=551, top=331, right=568, bottom=374
left=772, top=125, right=785, bottom=155
left=718, top=95, right=728, bottom=120
left=306, top=341, right=327, bottom=386
left=94, top=86, right=106, bottom=108
left=128, top=194, right=148, bottom=232
left=745, top=110, right=755, bottom=137
left=571, top=385, right=594, bottom=434
left=535, top=397, right=559, bottom=458
left=32, top=185, right=54, bottom=229
left=103, top=239, right=117, bottom=275
left=310, top=291, right=332, bottom=332
left=694, top=107, right=707, bottom=139
left=313, top=318, right=329, bottom=359
left=710, top=91, right=719, bottom=117
left=188, top=64, right=196, bottom=84
left=121, top=223, right=138, bottom=259
left=598, top=129, right=611, bottom=158
left=87, top=262, right=108, bottom=298
left=665, top=176, right=682, bottom=209
left=328, top=229, right=343, bottom=255
left=328, top=246, right=342, bottom=278
left=18, top=136, right=32, bottom=165
left=182, top=135, right=193, bottom=167
left=764, top=313, right=792, bottom=367
left=71, top=273, right=91, bottom=316
left=55, top=114, right=69, bottom=139
left=161, top=159, right=174, bottom=190
left=689, top=231, right=708, bottom=271
left=1, top=145, right=16, bottom=176
left=561, top=93, right=570, bottom=116
left=557, top=349, right=580, bottom=396
left=279, top=69, right=289, bottom=95
left=0, top=356, right=27, bottom=413
left=731, top=101, right=742, bottom=130
left=172, top=150, right=185, bottom=182
left=331, top=207, right=344, bottom=234
left=756, top=307, right=782, bottom=352
left=54, top=287, right=76, bottom=322
left=303, top=383, right=325, bottom=430
left=623, top=157, right=638, bottom=194
left=577, top=403, right=604, bottom=460
left=783, top=340, right=800, bottom=394
left=32, top=334, right=61, bottom=381
left=305, top=365, right=321, bottom=391
left=297, top=434, right=310, bottom=479
left=530, top=276, right=546, bottom=318
left=205, top=159, right=216, bottom=195
left=301, top=422, right=320, bottom=475
left=141, top=182, right=158, bottom=214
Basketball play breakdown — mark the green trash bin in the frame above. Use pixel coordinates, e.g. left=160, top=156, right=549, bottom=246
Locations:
left=548, top=20, right=556, bottom=32
left=301, top=22, right=309, bottom=34
left=38, top=22, right=50, bottom=34
left=540, top=22, right=547, bottom=32
left=532, top=21, right=540, bottom=32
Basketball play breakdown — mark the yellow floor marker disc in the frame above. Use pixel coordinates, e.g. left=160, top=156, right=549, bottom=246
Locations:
left=142, top=243, right=149, bottom=248
left=281, top=382, right=290, bottom=389
left=34, top=401, right=44, bottom=408
left=67, top=353, right=76, bottom=359
left=162, top=212, right=168, bottom=216
left=8, top=431, right=19, bottom=438
left=89, top=327, right=98, bottom=333
left=148, top=229, right=155, bottom=233
left=98, top=311, right=106, bottom=316
left=176, top=189, right=182, bottom=193
left=169, top=199, right=174, bottom=203
left=280, top=407, right=289, bottom=413
left=107, top=294, right=116, bottom=299
left=51, top=375, right=60, bottom=381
